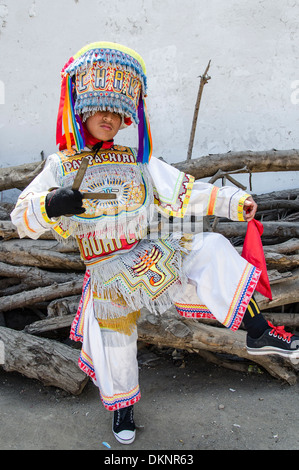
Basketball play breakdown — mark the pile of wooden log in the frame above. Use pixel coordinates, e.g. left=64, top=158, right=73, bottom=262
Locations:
left=0, top=148, right=298, bottom=394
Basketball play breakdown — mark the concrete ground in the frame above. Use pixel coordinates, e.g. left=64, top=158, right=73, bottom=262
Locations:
left=0, top=346, right=298, bottom=451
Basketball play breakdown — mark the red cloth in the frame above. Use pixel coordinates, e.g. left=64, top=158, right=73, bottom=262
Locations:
left=81, top=122, right=101, bottom=148
left=241, top=219, right=272, bottom=300
left=58, top=123, right=114, bottom=151
left=58, top=133, right=76, bottom=150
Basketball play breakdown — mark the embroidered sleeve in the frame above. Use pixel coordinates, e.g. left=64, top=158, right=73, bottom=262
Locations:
left=10, top=155, right=62, bottom=239
left=147, top=157, right=195, bottom=218
left=147, top=157, right=251, bottom=222
left=186, top=180, right=250, bottom=221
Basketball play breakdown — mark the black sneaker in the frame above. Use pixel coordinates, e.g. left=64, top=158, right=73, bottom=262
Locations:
left=112, top=405, right=136, bottom=445
left=247, top=321, right=299, bottom=360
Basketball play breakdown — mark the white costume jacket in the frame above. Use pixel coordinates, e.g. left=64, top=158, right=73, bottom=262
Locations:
left=11, top=145, right=261, bottom=409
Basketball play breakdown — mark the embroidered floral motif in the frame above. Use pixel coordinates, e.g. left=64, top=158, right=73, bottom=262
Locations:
left=49, top=146, right=153, bottom=240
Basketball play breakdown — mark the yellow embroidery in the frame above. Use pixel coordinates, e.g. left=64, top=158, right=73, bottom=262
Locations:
left=154, top=175, right=194, bottom=218
left=40, top=194, right=58, bottom=225
left=237, top=193, right=251, bottom=222
left=57, top=147, right=137, bottom=176
left=97, top=310, right=141, bottom=336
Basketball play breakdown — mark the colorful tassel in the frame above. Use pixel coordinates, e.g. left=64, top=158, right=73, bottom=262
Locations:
left=56, top=73, right=85, bottom=152
left=137, top=96, right=152, bottom=164
left=56, top=74, right=67, bottom=148
left=143, top=99, right=153, bottom=162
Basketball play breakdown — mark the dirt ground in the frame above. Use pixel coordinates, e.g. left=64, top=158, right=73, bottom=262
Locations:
left=0, top=345, right=298, bottom=452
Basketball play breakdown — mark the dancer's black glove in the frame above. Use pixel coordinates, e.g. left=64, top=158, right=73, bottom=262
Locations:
left=45, top=187, right=86, bottom=218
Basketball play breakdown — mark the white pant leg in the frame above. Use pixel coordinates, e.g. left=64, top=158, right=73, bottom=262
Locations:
left=176, top=232, right=261, bottom=330
left=79, top=295, right=141, bottom=410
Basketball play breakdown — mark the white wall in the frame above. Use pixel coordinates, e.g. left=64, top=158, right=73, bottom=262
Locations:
left=0, top=0, right=298, bottom=200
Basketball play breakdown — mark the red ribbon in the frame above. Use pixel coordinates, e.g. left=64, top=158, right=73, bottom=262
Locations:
left=56, top=75, right=67, bottom=146
left=241, top=219, right=272, bottom=300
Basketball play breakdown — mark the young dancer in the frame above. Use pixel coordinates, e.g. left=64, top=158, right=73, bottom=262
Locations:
left=11, top=42, right=299, bottom=445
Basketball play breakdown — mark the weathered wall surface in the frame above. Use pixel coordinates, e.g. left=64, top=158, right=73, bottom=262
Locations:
left=0, top=0, right=298, bottom=197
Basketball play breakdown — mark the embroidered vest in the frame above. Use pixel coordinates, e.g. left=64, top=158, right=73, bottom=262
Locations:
left=50, top=145, right=154, bottom=245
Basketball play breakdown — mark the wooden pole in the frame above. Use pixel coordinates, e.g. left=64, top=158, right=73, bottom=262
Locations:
left=186, top=60, right=211, bottom=161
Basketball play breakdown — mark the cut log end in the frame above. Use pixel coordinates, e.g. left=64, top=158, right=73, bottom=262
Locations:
left=0, top=326, right=88, bottom=395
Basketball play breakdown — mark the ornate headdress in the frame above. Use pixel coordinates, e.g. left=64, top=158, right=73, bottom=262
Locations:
left=56, top=41, right=152, bottom=163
